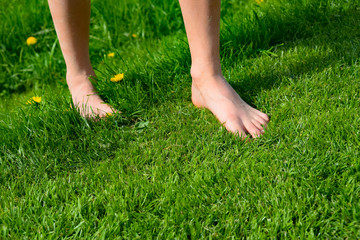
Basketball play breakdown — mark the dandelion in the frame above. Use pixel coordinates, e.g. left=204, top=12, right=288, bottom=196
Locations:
left=106, top=112, right=113, bottom=117
left=255, top=0, right=263, bottom=4
left=132, top=33, right=138, bottom=38
left=26, top=36, right=37, bottom=46
left=107, top=52, right=115, bottom=58
left=26, top=96, right=41, bottom=104
left=110, top=73, right=124, bottom=82
left=32, top=96, right=41, bottom=103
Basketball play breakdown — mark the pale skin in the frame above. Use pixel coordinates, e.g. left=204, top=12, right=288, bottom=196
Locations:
left=48, top=0, right=269, bottom=138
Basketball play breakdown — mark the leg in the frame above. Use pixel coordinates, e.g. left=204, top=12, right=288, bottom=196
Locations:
left=48, top=0, right=113, bottom=117
left=179, top=0, right=269, bottom=138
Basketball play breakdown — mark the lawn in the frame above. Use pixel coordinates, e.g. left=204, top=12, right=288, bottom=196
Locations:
left=1, top=0, right=360, bottom=238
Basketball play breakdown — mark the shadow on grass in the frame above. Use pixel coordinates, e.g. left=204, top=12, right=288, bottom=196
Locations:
left=222, top=7, right=360, bottom=102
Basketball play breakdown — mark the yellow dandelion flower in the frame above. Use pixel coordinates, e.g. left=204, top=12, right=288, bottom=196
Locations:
left=26, top=96, right=41, bottom=104
left=107, top=52, right=115, bottom=58
left=26, top=36, right=37, bottom=46
left=255, top=0, right=263, bottom=3
left=32, top=96, right=41, bottom=103
left=106, top=112, right=113, bottom=117
left=110, top=73, right=124, bottom=82
left=132, top=33, right=138, bottom=38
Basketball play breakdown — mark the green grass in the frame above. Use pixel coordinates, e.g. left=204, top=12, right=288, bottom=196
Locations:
left=1, top=0, right=360, bottom=238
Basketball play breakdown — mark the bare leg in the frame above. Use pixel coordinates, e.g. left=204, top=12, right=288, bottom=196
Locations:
left=48, top=0, right=113, bottom=117
left=179, top=0, right=269, bottom=138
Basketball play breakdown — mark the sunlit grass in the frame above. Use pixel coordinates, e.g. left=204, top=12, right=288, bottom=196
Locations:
left=1, top=0, right=359, bottom=238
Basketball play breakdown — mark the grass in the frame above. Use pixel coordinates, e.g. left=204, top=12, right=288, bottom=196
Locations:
left=1, top=0, right=360, bottom=238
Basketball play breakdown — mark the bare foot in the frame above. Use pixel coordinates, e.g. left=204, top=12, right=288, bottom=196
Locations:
left=67, top=72, right=114, bottom=118
left=191, top=74, right=269, bottom=138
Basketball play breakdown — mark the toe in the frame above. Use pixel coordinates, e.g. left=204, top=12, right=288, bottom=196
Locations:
left=253, top=109, right=269, bottom=122
left=259, top=112, right=270, bottom=122
left=251, top=119, right=266, bottom=132
left=224, top=116, right=247, bottom=139
left=245, top=122, right=263, bottom=138
left=254, top=115, right=268, bottom=128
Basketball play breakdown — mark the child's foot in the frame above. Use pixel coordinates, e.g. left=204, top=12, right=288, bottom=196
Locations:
left=66, top=72, right=114, bottom=118
left=191, top=73, right=269, bottom=138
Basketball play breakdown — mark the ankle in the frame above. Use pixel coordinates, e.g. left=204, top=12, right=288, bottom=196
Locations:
left=66, top=68, right=94, bottom=78
left=66, top=61, right=94, bottom=77
left=66, top=67, right=95, bottom=84
left=190, top=65, right=223, bottom=88
left=190, top=63, right=222, bottom=79
left=66, top=74, right=96, bottom=95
